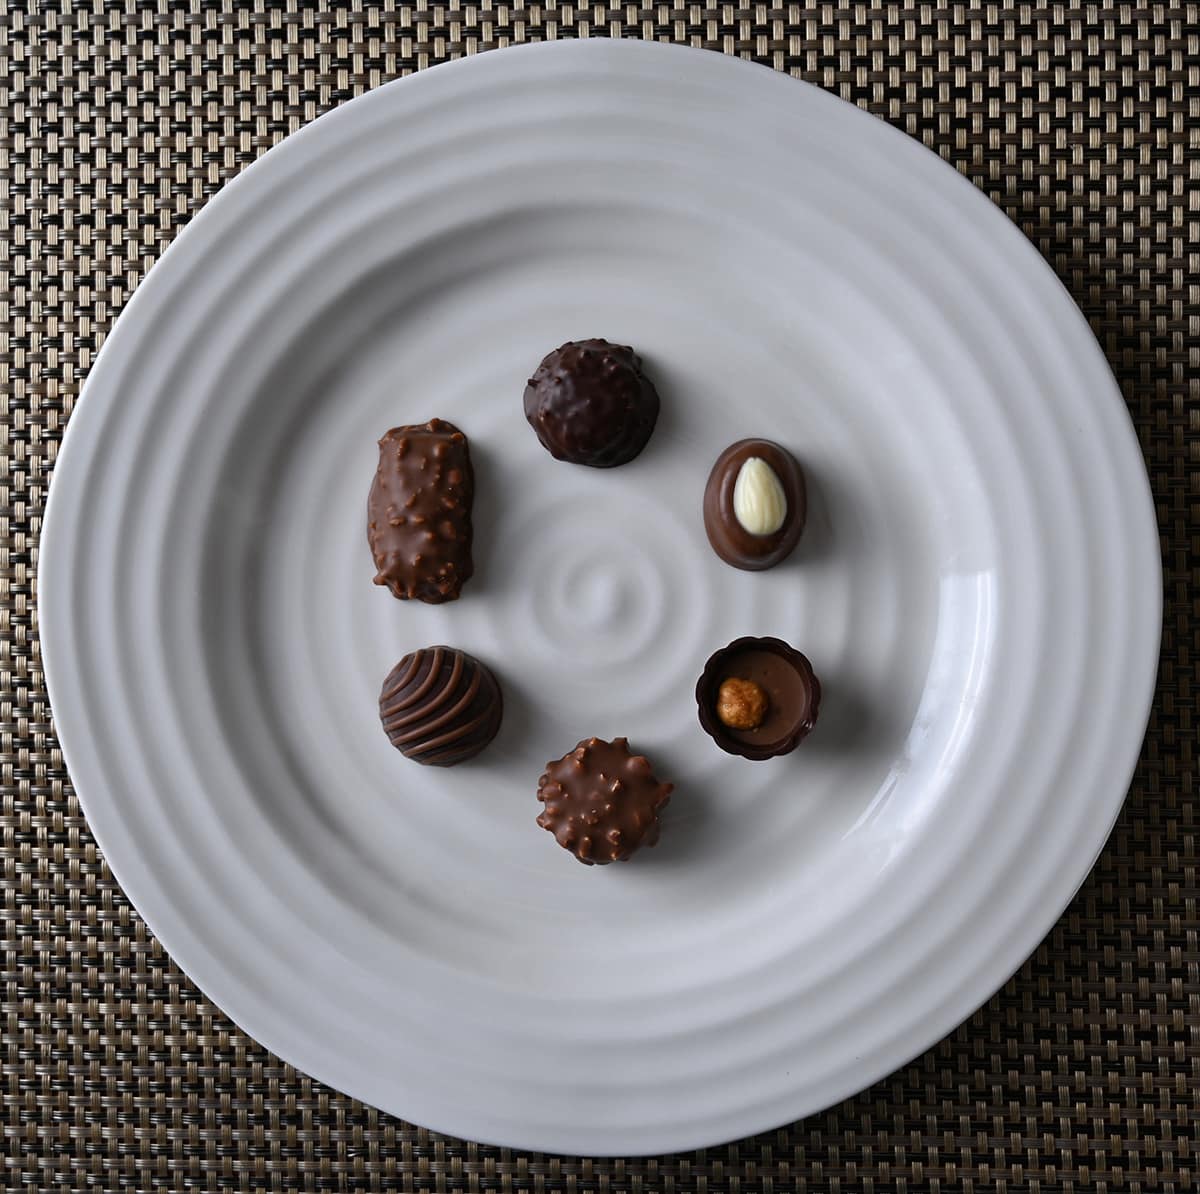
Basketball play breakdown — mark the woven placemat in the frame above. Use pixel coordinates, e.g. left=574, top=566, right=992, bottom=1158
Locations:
left=2, top=2, right=1196, bottom=1190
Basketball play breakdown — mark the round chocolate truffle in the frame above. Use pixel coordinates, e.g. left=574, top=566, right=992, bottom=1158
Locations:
left=523, top=339, right=661, bottom=467
left=703, top=438, right=806, bottom=570
left=536, top=737, right=673, bottom=864
left=696, top=637, right=820, bottom=760
left=379, top=646, right=502, bottom=766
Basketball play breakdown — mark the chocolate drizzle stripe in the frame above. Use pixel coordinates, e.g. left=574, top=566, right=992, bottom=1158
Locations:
left=385, top=646, right=444, bottom=715
left=384, top=663, right=481, bottom=747
left=383, top=648, right=463, bottom=730
left=403, top=667, right=485, bottom=751
left=379, top=650, right=423, bottom=704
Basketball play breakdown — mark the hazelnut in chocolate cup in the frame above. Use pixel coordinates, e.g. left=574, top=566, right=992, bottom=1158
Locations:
left=696, top=636, right=820, bottom=760
left=703, top=438, right=806, bottom=570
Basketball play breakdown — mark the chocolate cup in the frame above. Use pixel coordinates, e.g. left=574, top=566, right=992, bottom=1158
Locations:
left=702, top=438, right=806, bottom=570
left=696, top=636, right=820, bottom=760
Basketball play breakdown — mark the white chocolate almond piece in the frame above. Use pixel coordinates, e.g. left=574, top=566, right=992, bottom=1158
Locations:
left=732, top=456, right=787, bottom=536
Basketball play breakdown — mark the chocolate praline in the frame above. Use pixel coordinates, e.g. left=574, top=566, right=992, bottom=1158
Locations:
left=523, top=339, right=660, bottom=467
left=368, top=418, right=474, bottom=603
left=536, top=737, right=673, bottom=865
left=379, top=646, right=502, bottom=766
left=696, top=637, right=820, bottom=760
left=702, top=438, right=806, bottom=570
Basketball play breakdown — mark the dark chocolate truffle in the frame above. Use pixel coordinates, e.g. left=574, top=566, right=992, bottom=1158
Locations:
left=523, top=339, right=660, bottom=467
left=703, top=438, right=806, bottom=570
left=368, top=418, right=474, bottom=603
left=380, top=646, right=502, bottom=766
left=536, top=737, right=673, bottom=864
left=696, top=637, right=819, bottom=760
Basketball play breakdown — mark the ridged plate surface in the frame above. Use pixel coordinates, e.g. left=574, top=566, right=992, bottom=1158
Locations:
left=38, top=39, right=1161, bottom=1155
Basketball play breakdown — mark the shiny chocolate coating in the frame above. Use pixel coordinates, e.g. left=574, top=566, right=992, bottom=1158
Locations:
left=523, top=339, right=660, bottom=467
left=379, top=646, right=502, bottom=766
left=536, top=737, right=673, bottom=864
left=368, top=418, right=474, bottom=603
left=696, top=637, right=820, bottom=760
left=702, top=438, right=806, bottom=570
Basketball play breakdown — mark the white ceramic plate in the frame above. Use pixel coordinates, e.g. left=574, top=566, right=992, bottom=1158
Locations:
left=39, top=39, right=1160, bottom=1155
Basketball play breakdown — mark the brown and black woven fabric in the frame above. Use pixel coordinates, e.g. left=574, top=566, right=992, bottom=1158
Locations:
left=2, top=2, right=1196, bottom=1191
